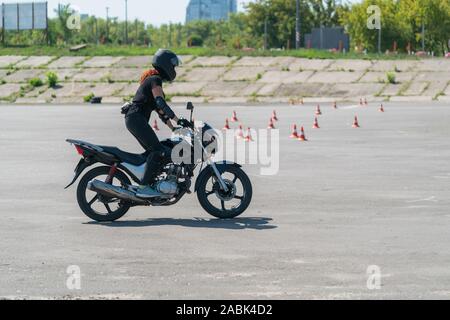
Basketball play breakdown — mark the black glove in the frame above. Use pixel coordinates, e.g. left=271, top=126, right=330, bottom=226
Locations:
left=177, top=118, right=192, bottom=128
left=172, top=126, right=182, bottom=132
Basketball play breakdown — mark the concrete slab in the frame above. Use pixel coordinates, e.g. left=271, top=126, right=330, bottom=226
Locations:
left=72, top=68, right=111, bottom=82
left=256, top=83, right=281, bottom=96
left=421, top=81, right=448, bottom=98
left=403, top=81, right=428, bottom=96
left=14, top=56, right=54, bottom=68
left=414, top=72, right=450, bottom=82
left=189, top=56, right=235, bottom=67
left=81, top=56, right=124, bottom=68
left=445, top=83, right=450, bottom=95
left=87, top=83, right=126, bottom=97
left=120, top=83, right=140, bottom=97
left=234, top=56, right=280, bottom=67
left=275, top=83, right=327, bottom=97
left=236, top=83, right=264, bottom=96
left=258, top=71, right=314, bottom=84
left=0, top=69, right=9, bottom=78
left=170, top=96, right=205, bottom=104
left=33, top=83, right=93, bottom=99
left=288, top=58, right=334, bottom=71
left=165, top=82, right=207, bottom=96
left=109, top=68, right=141, bottom=82
left=14, top=97, right=49, bottom=104
left=326, top=83, right=385, bottom=98
left=47, top=69, right=81, bottom=82
left=359, top=72, right=416, bottom=84
left=327, top=59, right=372, bottom=71
left=46, top=56, right=87, bottom=69
left=380, top=84, right=403, bottom=96
left=0, top=56, right=27, bottom=68
left=272, top=57, right=297, bottom=67
left=390, top=95, right=433, bottom=102
left=114, top=56, right=151, bottom=67
left=370, top=60, right=417, bottom=72
left=201, top=81, right=245, bottom=97
left=209, top=96, right=250, bottom=104
left=0, top=83, right=22, bottom=98
left=3, top=69, right=44, bottom=83
left=222, top=66, right=267, bottom=81
left=437, top=95, right=450, bottom=102
left=178, top=55, right=194, bottom=64
left=307, top=71, right=363, bottom=83
left=102, top=96, right=126, bottom=104
left=182, top=67, right=226, bottom=82
left=416, top=59, right=450, bottom=72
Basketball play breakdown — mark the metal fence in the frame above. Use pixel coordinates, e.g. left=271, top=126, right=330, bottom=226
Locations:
left=304, top=27, right=350, bottom=52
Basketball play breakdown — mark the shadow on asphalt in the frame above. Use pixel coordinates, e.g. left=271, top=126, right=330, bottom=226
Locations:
left=85, top=217, right=277, bottom=230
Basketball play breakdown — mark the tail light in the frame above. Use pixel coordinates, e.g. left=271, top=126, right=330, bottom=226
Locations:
left=75, top=145, right=85, bottom=156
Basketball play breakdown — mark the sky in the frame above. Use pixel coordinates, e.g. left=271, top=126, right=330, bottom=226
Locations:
left=6, top=0, right=359, bottom=26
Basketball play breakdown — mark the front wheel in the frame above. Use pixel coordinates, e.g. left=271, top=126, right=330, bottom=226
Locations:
left=196, top=165, right=252, bottom=219
left=77, top=166, right=132, bottom=222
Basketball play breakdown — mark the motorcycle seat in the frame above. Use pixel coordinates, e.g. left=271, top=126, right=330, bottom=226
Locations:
left=100, top=146, right=148, bottom=166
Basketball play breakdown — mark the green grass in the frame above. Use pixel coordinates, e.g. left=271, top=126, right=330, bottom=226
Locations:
left=0, top=45, right=420, bottom=61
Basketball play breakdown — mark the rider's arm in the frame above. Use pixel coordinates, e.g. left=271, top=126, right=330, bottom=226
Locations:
left=152, top=85, right=179, bottom=126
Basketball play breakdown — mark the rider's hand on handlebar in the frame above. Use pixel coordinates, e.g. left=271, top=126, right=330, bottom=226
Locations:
left=177, top=118, right=192, bottom=128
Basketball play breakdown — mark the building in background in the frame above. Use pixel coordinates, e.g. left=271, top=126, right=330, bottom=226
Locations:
left=186, top=0, right=237, bottom=23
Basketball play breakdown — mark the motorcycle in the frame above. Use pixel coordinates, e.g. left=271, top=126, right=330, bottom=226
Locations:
left=65, top=102, right=252, bottom=222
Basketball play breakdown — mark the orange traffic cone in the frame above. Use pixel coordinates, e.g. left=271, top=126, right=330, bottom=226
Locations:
left=244, top=127, right=253, bottom=142
left=300, top=97, right=304, bottom=105
left=236, top=125, right=244, bottom=139
left=315, top=105, right=322, bottom=116
left=272, top=110, right=278, bottom=122
left=223, top=118, right=230, bottom=130
left=268, top=118, right=275, bottom=129
left=152, top=119, right=160, bottom=131
left=359, top=98, right=364, bottom=106
left=313, top=117, right=320, bottom=129
left=352, top=116, right=360, bottom=128
left=364, top=98, right=368, bottom=106
left=379, top=104, right=385, bottom=112
left=290, top=124, right=299, bottom=139
left=231, top=111, right=239, bottom=122
left=298, top=126, right=308, bottom=141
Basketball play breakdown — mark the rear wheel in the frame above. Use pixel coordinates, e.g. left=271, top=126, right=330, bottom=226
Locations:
left=77, top=166, right=132, bottom=222
left=197, top=165, right=252, bottom=219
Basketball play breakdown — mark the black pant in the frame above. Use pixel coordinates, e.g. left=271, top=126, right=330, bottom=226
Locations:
left=125, top=109, right=164, bottom=185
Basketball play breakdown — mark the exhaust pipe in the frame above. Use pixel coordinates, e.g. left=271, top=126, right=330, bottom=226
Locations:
left=87, top=179, right=149, bottom=204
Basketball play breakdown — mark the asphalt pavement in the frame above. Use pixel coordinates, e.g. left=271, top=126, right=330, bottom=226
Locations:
left=0, top=101, right=449, bottom=299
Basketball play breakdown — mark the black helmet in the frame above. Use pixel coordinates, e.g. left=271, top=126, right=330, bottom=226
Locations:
left=152, top=49, right=181, bottom=82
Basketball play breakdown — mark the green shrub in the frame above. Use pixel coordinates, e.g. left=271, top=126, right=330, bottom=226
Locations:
left=83, top=92, right=95, bottom=102
left=187, top=35, right=203, bottom=47
left=386, top=72, right=396, bottom=84
left=29, top=77, right=43, bottom=87
left=46, top=71, right=58, bottom=87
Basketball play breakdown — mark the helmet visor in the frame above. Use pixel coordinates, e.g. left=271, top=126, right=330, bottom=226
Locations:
left=171, top=55, right=182, bottom=67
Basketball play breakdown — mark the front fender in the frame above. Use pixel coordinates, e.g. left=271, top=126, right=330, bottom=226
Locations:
left=194, top=161, right=242, bottom=192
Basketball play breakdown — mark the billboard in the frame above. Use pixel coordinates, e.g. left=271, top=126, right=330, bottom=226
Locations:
left=0, top=2, right=48, bottom=30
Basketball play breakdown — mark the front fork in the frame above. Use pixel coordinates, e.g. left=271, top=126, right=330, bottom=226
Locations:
left=208, top=160, right=229, bottom=192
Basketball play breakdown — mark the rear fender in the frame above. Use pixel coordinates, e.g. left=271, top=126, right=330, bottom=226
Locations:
left=194, top=161, right=242, bottom=192
left=64, top=158, right=97, bottom=189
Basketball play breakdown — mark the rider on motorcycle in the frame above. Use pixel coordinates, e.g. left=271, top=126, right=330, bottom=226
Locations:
left=124, top=49, right=188, bottom=198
